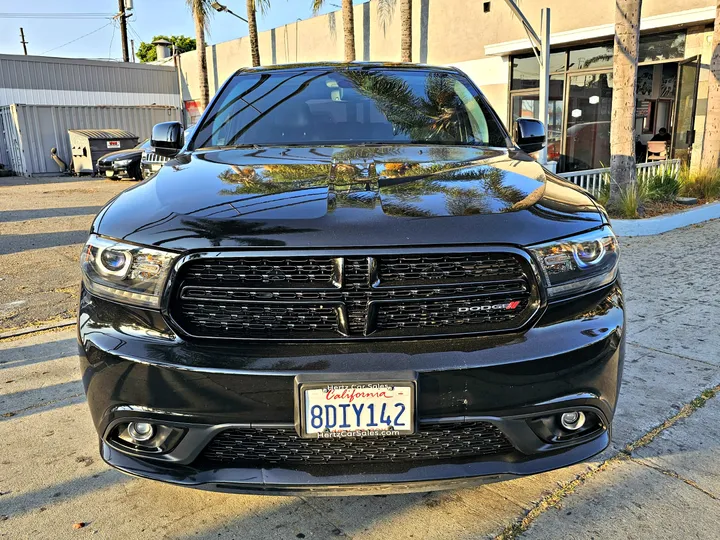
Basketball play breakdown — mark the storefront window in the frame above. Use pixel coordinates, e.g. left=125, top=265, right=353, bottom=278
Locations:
left=509, top=29, right=689, bottom=172
left=564, top=73, right=613, bottom=171
left=639, top=31, right=686, bottom=63
left=510, top=76, right=564, bottom=161
left=660, top=63, right=678, bottom=98
left=511, top=52, right=567, bottom=90
left=569, top=43, right=614, bottom=71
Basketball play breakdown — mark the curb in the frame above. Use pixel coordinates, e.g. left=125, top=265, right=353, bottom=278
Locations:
left=612, top=201, right=720, bottom=237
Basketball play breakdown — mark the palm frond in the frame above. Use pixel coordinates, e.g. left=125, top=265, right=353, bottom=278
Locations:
left=255, top=0, right=271, bottom=16
left=185, top=0, right=213, bottom=31
left=311, top=0, right=325, bottom=15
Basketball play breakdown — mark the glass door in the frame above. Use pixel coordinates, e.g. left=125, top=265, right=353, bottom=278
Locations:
left=509, top=77, right=565, bottom=162
left=564, top=72, right=613, bottom=171
left=671, top=56, right=700, bottom=161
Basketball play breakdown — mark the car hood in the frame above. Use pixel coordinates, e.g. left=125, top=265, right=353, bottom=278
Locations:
left=98, top=148, right=143, bottom=162
left=93, top=145, right=603, bottom=250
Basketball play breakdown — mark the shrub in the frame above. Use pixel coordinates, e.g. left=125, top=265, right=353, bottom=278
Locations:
left=617, top=180, right=650, bottom=219
left=596, top=182, right=610, bottom=207
left=646, top=171, right=680, bottom=202
left=678, top=165, right=720, bottom=200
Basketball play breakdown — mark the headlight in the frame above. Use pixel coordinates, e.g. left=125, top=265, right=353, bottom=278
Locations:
left=114, top=159, right=132, bottom=167
left=80, top=235, right=178, bottom=308
left=527, top=226, right=619, bottom=299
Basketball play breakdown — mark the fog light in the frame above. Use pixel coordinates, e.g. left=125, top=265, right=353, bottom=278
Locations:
left=560, top=411, right=586, bottom=431
left=127, top=422, right=155, bottom=442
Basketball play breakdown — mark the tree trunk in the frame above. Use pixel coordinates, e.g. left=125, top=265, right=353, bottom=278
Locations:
left=609, top=0, right=642, bottom=209
left=342, top=0, right=356, bottom=62
left=248, top=0, right=261, bottom=67
left=702, top=1, right=720, bottom=169
left=400, top=0, right=412, bottom=62
left=194, top=9, right=210, bottom=112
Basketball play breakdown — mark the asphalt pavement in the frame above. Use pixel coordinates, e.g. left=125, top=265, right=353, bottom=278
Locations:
left=1, top=176, right=718, bottom=539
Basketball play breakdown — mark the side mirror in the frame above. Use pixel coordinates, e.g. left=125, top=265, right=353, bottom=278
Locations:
left=151, top=121, right=184, bottom=158
left=513, top=118, right=546, bottom=154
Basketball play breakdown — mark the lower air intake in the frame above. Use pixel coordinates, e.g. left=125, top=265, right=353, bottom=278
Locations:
left=199, top=422, right=515, bottom=465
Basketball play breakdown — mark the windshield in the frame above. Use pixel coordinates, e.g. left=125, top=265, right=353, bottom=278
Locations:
left=190, top=68, right=508, bottom=150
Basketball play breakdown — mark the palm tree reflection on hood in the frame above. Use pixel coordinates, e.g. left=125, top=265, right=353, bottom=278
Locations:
left=212, top=66, right=533, bottom=216
left=379, top=163, right=528, bottom=216
left=216, top=160, right=530, bottom=216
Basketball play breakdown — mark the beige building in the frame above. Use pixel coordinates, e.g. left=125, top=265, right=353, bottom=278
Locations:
left=172, top=0, right=715, bottom=172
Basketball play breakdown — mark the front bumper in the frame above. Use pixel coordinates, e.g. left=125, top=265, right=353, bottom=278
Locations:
left=78, top=283, right=625, bottom=495
left=96, top=163, right=131, bottom=177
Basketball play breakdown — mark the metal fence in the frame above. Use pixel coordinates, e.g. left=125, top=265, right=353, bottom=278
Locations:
left=558, top=159, right=682, bottom=195
left=0, top=104, right=180, bottom=176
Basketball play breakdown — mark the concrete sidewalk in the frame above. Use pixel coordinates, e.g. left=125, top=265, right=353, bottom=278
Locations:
left=2, top=327, right=717, bottom=539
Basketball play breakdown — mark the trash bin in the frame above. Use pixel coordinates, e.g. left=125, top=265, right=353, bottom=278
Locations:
left=68, top=129, right=139, bottom=175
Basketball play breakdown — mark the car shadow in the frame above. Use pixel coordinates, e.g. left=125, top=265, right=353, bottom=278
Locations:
left=0, top=231, right=89, bottom=255
left=0, top=380, right=85, bottom=421
left=0, top=468, right=130, bottom=519
left=0, top=337, right=78, bottom=370
left=0, top=206, right=103, bottom=223
left=0, top=176, right=99, bottom=188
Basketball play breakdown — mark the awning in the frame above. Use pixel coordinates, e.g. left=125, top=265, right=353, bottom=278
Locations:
left=484, top=6, right=714, bottom=57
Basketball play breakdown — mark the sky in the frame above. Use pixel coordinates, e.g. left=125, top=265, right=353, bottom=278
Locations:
left=0, top=1, right=362, bottom=60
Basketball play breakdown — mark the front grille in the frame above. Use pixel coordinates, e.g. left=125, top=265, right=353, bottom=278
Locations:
left=180, top=302, right=339, bottom=337
left=379, top=253, right=523, bottom=284
left=199, top=422, right=515, bottom=465
left=141, top=151, right=168, bottom=164
left=376, top=297, right=529, bottom=331
left=170, top=249, right=539, bottom=340
left=183, top=257, right=336, bottom=288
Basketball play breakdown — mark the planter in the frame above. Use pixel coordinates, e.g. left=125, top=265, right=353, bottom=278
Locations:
left=612, top=201, right=720, bottom=236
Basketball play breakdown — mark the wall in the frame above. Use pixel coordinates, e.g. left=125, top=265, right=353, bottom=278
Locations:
left=0, top=54, right=180, bottom=107
left=0, top=104, right=180, bottom=176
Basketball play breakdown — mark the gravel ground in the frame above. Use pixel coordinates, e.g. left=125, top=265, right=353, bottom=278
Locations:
left=0, top=176, right=129, bottom=331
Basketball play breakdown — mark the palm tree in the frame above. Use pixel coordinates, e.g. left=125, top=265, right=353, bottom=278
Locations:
left=608, top=0, right=643, bottom=210
left=247, top=0, right=270, bottom=67
left=313, top=0, right=355, bottom=61
left=400, top=0, right=412, bottom=62
left=186, top=0, right=211, bottom=111
left=702, top=0, right=720, bottom=168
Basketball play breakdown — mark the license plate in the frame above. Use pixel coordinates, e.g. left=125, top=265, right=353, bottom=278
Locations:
left=299, top=382, right=415, bottom=438
left=105, top=170, right=114, bottom=177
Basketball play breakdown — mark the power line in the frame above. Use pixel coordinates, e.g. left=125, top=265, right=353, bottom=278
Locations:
left=0, top=13, right=114, bottom=19
left=127, top=22, right=144, bottom=44
left=40, top=21, right=113, bottom=55
left=108, top=20, right=117, bottom=59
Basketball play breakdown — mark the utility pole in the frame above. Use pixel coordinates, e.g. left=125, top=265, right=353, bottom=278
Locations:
left=501, top=1, right=551, bottom=166
left=538, top=8, right=550, bottom=165
left=19, top=27, right=28, bottom=55
left=117, top=0, right=129, bottom=62
left=130, top=39, right=136, bottom=62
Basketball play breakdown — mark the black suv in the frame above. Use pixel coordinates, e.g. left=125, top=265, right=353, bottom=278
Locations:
left=78, top=63, right=624, bottom=495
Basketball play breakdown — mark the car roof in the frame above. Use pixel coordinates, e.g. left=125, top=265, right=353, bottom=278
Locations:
left=233, top=62, right=462, bottom=76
